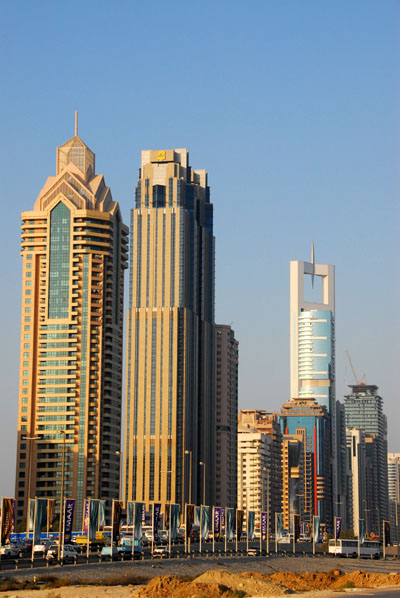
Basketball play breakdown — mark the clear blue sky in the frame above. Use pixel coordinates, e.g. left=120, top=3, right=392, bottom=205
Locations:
left=0, top=0, right=399, bottom=495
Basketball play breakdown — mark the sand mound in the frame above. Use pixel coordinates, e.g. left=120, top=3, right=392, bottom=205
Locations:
left=270, top=570, right=400, bottom=592
left=195, top=569, right=292, bottom=595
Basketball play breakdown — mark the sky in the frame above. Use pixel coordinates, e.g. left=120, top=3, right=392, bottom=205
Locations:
left=0, top=0, right=399, bottom=495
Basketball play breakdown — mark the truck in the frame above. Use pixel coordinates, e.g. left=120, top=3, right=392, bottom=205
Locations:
left=74, top=531, right=108, bottom=547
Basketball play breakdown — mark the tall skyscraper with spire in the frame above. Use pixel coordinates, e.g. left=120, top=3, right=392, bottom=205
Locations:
left=124, top=149, right=215, bottom=508
left=14, top=115, right=128, bottom=526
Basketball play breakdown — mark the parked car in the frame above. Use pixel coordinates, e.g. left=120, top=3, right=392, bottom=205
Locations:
left=247, top=547, right=258, bottom=557
left=100, top=546, right=121, bottom=560
left=0, top=543, right=20, bottom=558
left=33, top=540, right=52, bottom=555
left=46, top=544, right=78, bottom=563
left=152, top=546, right=170, bottom=558
left=118, top=537, right=142, bottom=559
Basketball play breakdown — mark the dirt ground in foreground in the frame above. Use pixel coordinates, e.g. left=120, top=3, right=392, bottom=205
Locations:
left=2, top=569, right=400, bottom=598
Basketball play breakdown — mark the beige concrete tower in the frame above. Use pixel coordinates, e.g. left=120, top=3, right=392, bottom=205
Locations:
left=124, top=149, right=215, bottom=508
left=14, top=116, right=128, bottom=526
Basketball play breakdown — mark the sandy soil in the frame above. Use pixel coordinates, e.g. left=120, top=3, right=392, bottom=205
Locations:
left=2, top=569, right=400, bottom=598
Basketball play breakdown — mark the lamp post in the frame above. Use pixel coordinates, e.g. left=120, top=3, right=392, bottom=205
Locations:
left=115, top=450, right=123, bottom=504
left=22, top=435, right=41, bottom=538
left=58, top=430, right=66, bottom=562
left=199, top=462, right=206, bottom=505
left=184, top=450, right=192, bottom=504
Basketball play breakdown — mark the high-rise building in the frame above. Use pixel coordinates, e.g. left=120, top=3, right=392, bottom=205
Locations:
left=124, top=149, right=215, bottom=508
left=290, top=249, right=346, bottom=522
left=344, top=383, right=389, bottom=534
left=14, top=116, right=128, bottom=526
left=280, top=397, right=332, bottom=530
left=388, top=453, right=400, bottom=543
left=346, top=428, right=368, bottom=538
left=215, top=325, right=238, bottom=508
left=238, top=410, right=282, bottom=525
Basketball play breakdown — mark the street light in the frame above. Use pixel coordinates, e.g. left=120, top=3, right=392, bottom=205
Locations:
left=115, top=450, right=123, bottom=504
left=58, top=430, right=66, bottom=562
left=199, top=461, right=206, bottom=505
left=22, top=434, right=41, bottom=538
left=184, top=450, right=192, bottom=504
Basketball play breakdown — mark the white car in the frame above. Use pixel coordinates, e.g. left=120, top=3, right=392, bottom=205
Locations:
left=152, top=546, right=170, bottom=558
left=33, top=541, right=52, bottom=555
left=0, top=543, right=20, bottom=558
left=46, top=544, right=78, bottom=563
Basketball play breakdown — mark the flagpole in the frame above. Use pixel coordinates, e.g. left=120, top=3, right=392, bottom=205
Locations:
left=266, top=510, right=269, bottom=555
left=275, top=512, right=277, bottom=554
left=0, top=497, right=3, bottom=569
left=132, top=502, right=135, bottom=559
left=246, top=510, right=249, bottom=554
left=259, top=510, right=262, bottom=554
left=212, top=506, right=215, bottom=554
left=235, top=509, right=238, bottom=553
left=31, top=498, right=37, bottom=564
left=87, top=499, right=90, bottom=561
left=151, top=502, right=154, bottom=556
left=224, top=507, right=227, bottom=554
left=199, top=505, right=202, bottom=554
left=184, top=503, right=187, bottom=553
left=292, top=515, right=295, bottom=554
left=312, top=515, right=316, bottom=556
left=383, top=521, right=386, bottom=560
left=61, top=498, right=65, bottom=562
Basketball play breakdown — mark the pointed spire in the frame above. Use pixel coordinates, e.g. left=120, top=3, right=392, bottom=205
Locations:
left=75, top=111, right=78, bottom=137
left=311, top=241, right=315, bottom=288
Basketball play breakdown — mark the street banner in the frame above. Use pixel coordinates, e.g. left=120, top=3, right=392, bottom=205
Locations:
left=47, top=499, right=55, bottom=531
left=153, top=503, right=161, bottom=535
left=170, top=504, right=180, bottom=541
left=64, top=499, right=75, bottom=541
left=98, top=500, right=106, bottom=529
left=312, top=515, right=320, bottom=544
left=213, top=507, right=221, bottom=535
left=276, top=513, right=283, bottom=541
left=226, top=508, right=234, bottom=541
left=89, top=500, right=100, bottom=542
left=28, top=498, right=35, bottom=532
left=201, top=506, right=210, bottom=540
left=247, top=510, right=255, bottom=540
left=1, top=498, right=14, bottom=545
left=261, top=511, right=268, bottom=541
left=359, top=519, right=365, bottom=545
left=237, top=509, right=244, bottom=540
left=134, top=502, right=144, bottom=541
left=294, top=514, right=301, bottom=542
left=164, top=503, right=170, bottom=530
left=127, top=501, right=134, bottom=526
left=384, top=521, right=391, bottom=546
left=83, top=499, right=90, bottom=534
left=34, top=498, right=47, bottom=545
left=142, top=503, right=146, bottom=523
left=335, top=516, right=342, bottom=540
left=221, top=508, right=225, bottom=530
left=186, top=504, right=195, bottom=537
left=112, top=500, right=123, bottom=542
left=195, top=506, right=200, bottom=526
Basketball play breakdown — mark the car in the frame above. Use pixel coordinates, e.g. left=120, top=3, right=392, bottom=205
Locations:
left=46, top=544, right=78, bottom=563
left=152, top=546, right=170, bottom=558
left=100, top=546, right=121, bottom=560
left=247, top=547, right=258, bottom=557
left=0, top=543, right=20, bottom=558
left=33, top=540, right=52, bottom=555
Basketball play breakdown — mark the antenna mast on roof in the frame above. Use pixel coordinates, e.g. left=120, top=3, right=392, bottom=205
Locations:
left=75, top=111, right=78, bottom=136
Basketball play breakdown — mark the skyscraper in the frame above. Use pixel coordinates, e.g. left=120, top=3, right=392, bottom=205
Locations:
left=124, top=149, right=215, bottom=507
left=344, top=383, right=389, bottom=534
left=388, top=453, right=400, bottom=543
left=290, top=249, right=346, bottom=522
left=215, top=324, right=238, bottom=509
left=14, top=116, right=128, bottom=526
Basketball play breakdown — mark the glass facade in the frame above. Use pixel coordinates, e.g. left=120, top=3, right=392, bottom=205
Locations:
left=49, top=202, right=70, bottom=318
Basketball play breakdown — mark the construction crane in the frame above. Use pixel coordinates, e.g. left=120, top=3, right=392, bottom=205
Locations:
left=345, top=349, right=366, bottom=385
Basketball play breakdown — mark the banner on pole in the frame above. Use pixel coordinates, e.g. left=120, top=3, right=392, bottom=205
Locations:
left=294, top=514, right=301, bottom=542
left=247, top=511, right=255, bottom=540
left=313, top=515, right=320, bottom=544
left=221, top=508, right=225, bottom=530
left=47, top=499, right=55, bottom=531
left=335, top=516, right=342, bottom=540
left=359, top=519, right=365, bottom=545
left=98, top=500, right=106, bottom=529
left=276, top=513, right=283, bottom=542
left=127, top=501, right=134, bottom=527
left=226, top=508, right=234, bottom=541
left=83, top=499, right=90, bottom=534
left=261, top=511, right=268, bottom=541
left=384, top=521, right=391, bottom=546
left=1, top=498, right=14, bottom=545
left=213, top=507, right=221, bottom=535
left=186, top=504, right=195, bottom=537
left=64, top=499, right=75, bottom=542
left=89, top=500, right=99, bottom=542
left=134, top=503, right=144, bottom=541
left=237, top=509, right=244, bottom=540
left=194, top=506, right=200, bottom=526
left=34, top=498, right=47, bottom=545
left=28, top=498, right=35, bottom=532
left=112, top=500, right=123, bottom=542
left=170, top=504, right=180, bottom=541
left=153, top=503, right=161, bottom=535
left=201, top=506, right=210, bottom=540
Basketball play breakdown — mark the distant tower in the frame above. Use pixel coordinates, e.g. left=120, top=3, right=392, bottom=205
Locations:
left=14, top=115, right=128, bottom=526
left=215, top=325, right=238, bottom=508
left=344, top=384, right=389, bottom=535
left=124, top=149, right=215, bottom=507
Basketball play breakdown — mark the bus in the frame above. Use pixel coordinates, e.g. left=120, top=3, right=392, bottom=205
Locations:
left=328, top=539, right=381, bottom=559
